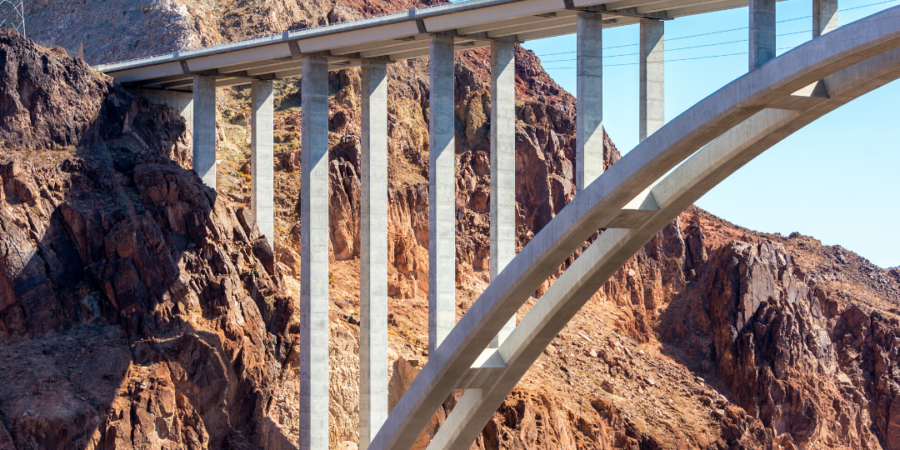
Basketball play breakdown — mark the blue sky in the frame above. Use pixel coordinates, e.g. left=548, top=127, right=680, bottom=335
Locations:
left=512, top=0, right=899, bottom=268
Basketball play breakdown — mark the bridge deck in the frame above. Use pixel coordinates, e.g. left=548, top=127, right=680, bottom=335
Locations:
left=95, top=0, right=768, bottom=91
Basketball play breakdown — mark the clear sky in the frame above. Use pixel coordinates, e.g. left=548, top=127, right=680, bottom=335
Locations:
left=511, top=0, right=899, bottom=268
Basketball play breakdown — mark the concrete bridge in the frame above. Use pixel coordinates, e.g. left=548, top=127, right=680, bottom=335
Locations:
left=95, top=1, right=900, bottom=449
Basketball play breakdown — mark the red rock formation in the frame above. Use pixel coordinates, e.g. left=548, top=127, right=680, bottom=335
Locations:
left=1, top=0, right=899, bottom=447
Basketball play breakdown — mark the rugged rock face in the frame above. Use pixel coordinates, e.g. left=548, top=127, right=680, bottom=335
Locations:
left=0, top=29, right=292, bottom=449
left=2, top=0, right=899, bottom=448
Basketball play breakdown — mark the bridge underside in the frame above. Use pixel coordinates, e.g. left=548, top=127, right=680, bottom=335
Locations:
left=100, top=0, right=785, bottom=92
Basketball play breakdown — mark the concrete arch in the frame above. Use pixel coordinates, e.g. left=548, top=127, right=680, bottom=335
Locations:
left=370, top=6, right=900, bottom=450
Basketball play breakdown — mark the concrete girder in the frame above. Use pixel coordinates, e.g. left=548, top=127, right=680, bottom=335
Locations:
left=665, top=0, right=749, bottom=18
left=127, top=74, right=194, bottom=88
left=368, top=7, right=900, bottom=450
left=456, top=11, right=572, bottom=35
left=483, top=15, right=576, bottom=38
left=185, top=43, right=292, bottom=72
left=329, top=35, right=429, bottom=56
left=421, top=0, right=566, bottom=33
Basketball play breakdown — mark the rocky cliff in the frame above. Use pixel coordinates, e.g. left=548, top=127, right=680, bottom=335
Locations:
left=0, top=0, right=897, bottom=449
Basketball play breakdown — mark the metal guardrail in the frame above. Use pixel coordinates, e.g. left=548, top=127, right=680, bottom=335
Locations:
left=93, top=0, right=526, bottom=73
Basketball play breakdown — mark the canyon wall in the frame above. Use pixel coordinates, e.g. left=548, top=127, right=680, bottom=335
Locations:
left=0, top=1, right=896, bottom=448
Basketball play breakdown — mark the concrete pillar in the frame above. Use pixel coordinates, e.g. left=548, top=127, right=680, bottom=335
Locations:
left=250, top=80, right=274, bottom=247
left=192, top=75, right=217, bottom=188
left=127, top=88, right=193, bottom=133
left=359, top=60, right=389, bottom=450
left=749, top=0, right=776, bottom=70
left=813, top=0, right=838, bottom=37
left=489, top=39, right=517, bottom=349
left=639, top=20, right=665, bottom=142
left=299, top=55, right=330, bottom=450
left=576, top=12, right=604, bottom=192
left=428, top=34, right=456, bottom=355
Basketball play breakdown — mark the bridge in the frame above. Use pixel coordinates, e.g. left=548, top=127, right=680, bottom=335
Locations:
left=95, top=1, right=900, bottom=449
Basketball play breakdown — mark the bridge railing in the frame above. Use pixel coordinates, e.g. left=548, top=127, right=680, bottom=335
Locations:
left=94, top=0, right=521, bottom=73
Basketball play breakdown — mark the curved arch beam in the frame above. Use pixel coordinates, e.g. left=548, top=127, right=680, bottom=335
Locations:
left=370, top=7, right=900, bottom=450
left=428, top=38, right=900, bottom=449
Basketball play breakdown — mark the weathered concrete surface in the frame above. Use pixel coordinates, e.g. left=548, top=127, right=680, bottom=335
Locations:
left=192, top=75, right=216, bottom=188
left=360, top=60, right=389, bottom=450
left=489, top=39, right=517, bottom=349
left=576, top=12, right=604, bottom=192
left=814, top=0, right=839, bottom=37
left=428, top=33, right=457, bottom=355
left=300, top=55, right=330, bottom=450
left=749, top=0, right=776, bottom=69
left=640, top=19, right=665, bottom=142
left=251, top=80, right=274, bottom=247
left=127, top=88, right=194, bottom=132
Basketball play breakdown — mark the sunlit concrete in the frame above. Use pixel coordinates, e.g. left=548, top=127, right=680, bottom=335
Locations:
left=360, top=60, right=389, bottom=450
left=299, top=55, right=330, bottom=450
left=428, top=34, right=457, bottom=355
left=640, top=19, right=665, bottom=141
left=814, top=0, right=839, bottom=37
left=192, top=75, right=216, bottom=188
left=576, top=12, right=605, bottom=192
left=489, top=39, right=517, bottom=349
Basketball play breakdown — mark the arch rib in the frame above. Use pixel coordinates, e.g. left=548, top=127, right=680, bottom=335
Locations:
left=429, top=35, right=900, bottom=445
left=369, top=7, right=900, bottom=450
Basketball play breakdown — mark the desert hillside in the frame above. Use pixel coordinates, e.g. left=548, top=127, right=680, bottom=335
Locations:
left=0, top=1, right=897, bottom=449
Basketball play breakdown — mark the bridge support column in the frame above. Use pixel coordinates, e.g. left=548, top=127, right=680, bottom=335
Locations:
left=576, top=12, right=604, bottom=192
left=428, top=34, right=457, bottom=355
left=251, top=80, right=274, bottom=247
left=489, top=39, right=517, bottom=349
left=749, top=0, right=776, bottom=70
left=359, top=60, right=388, bottom=450
left=813, top=0, right=838, bottom=37
left=299, top=55, right=330, bottom=450
left=192, top=75, right=217, bottom=188
left=127, top=88, right=193, bottom=133
left=639, top=19, right=665, bottom=142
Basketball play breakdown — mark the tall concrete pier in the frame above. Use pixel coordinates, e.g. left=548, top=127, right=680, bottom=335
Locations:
left=359, top=60, right=389, bottom=450
left=749, top=0, right=776, bottom=69
left=127, top=88, right=193, bottom=133
left=250, top=80, right=274, bottom=246
left=428, top=33, right=457, bottom=355
left=489, top=39, right=517, bottom=348
left=576, top=12, right=604, bottom=192
left=639, top=19, right=665, bottom=142
left=299, top=55, right=330, bottom=450
left=192, top=75, right=217, bottom=188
